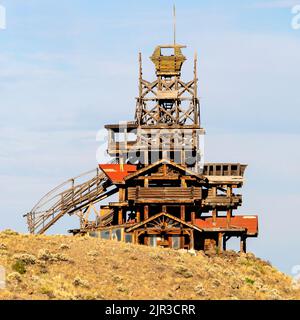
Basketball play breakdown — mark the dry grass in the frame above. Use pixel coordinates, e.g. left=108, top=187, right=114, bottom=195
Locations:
left=0, top=229, right=299, bottom=300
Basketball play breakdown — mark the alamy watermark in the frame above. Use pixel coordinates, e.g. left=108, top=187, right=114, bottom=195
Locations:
left=292, top=4, right=300, bottom=30
left=95, top=121, right=205, bottom=173
left=0, top=4, right=6, bottom=30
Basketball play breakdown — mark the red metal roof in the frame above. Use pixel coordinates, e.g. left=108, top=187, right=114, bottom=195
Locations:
left=194, top=215, right=258, bottom=235
left=99, top=164, right=137, bottom=183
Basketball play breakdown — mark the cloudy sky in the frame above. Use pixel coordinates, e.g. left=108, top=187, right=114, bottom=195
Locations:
left=0, top=0, right=300, bottom=274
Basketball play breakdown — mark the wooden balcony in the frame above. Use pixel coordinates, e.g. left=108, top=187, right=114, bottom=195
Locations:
left=202, top=195, right=242, bottom=207
left=203, top=163, right=247, bottom=177
left=127, top=186, right=202, bottom=203
left=203, top=163, right=247, bottom=186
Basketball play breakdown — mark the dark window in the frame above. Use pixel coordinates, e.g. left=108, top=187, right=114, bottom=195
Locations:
left=171, top=236, right=181, bottom=249
left=100, top=230, right=110, bottom=240
left=112, top=228, right=122, bottom=241
left=149, top=235, right=157, bottom=247
left=160, top=48, right=174, bottom=56
left=124, top=234, right=132, bottom=243
left=89, top=231, right=100, bottom=238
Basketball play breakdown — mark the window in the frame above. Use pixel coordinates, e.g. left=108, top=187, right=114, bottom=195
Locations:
left=111, top=228, right=122, bottom=241
left=100, top=230, right=110, bottom=240
left=124, top=234, right=132, bottom=243
left=160, top=48, right=174, bottom=56
left=149, top=235, right=157, bottom=247
left=90, top=231, right=101, bottom=238
left=171, top=236, right=181, bottom=249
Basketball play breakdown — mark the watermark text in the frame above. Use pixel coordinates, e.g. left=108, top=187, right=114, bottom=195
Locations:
left=292, top=4, right=300, bottom=30
left=0, top=4, right=6, bottom=30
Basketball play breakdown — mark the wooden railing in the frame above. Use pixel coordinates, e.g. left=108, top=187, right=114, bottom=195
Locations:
left=203, top=163, right=247, bottom=177
left=203, top=195, right=242, bottom=207
left=128, top=187, right=202, bottom=203
left=24, top=162, right=118, bottom=234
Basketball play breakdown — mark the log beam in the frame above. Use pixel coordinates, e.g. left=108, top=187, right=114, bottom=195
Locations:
left=212, top=209, right=217, bottom=226
left=240, top=235, right=247, bottom=253
left=191, top=211, right=195, bottom=224
left=180, top=205, right=185, bottom=221
left=118, top=208, right=123, bottom=225
left=226, top=209, right=232, bottom=228
left=144, top=205, right=149, bottom=220
left=136, top=208, right=141, bottom=223
left=218, top=232, right=223, bottom=254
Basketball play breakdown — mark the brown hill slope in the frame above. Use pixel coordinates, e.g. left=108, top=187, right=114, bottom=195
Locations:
left=0, top=230, right=298, bottom=300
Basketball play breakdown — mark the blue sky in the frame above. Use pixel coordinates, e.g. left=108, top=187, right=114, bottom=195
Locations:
left=0, top=0, right=300, bottom=274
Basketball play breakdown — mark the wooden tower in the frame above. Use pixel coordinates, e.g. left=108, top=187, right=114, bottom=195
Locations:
left=91, top=43, right=258, bottom=252
left=26, top=40, right=258, bottom=254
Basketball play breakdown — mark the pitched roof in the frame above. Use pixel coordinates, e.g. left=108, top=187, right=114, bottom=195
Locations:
left=125, top=211, right=203, bottom=233
left=194, top=215, right=258, bottom=236
left=99, top=164, right=137, bottom=184
left=124, top=159, right=207, bottom=182
left=125, top=212, right=258, bottom=236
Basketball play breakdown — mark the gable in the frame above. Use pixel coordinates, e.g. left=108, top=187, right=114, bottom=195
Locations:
left=125, top=212, right=202, bottom=233
left=124, top=159, right=207, bottom=183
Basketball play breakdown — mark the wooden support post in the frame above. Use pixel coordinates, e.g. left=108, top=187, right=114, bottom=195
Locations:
left=144, top=205, right=149, bottom=220
left=144, top=178, right=149, bottom=188
left=144, top=234, right=148, bottom=245
left=191, top=211, right=195, bottom=224
left=226, top=209, right=232, bottom=228
left=162, top=205, right=167, bottom=213
left=136, top=208, right=140, bottom=223
left=212, top=186, right=217, bottom=197
left=180, top=205, right=185, bottom=221
left=119, top=155, right=124, bottom=167
left=240, top=235, right=247, bottom=253
left=119, top=188, right=125, bottom=202
left=190, top=230, right=194, bottom=250
left=118, top=208, right=123, bottom=225
left=218, top=232, right=223, bottom=254
left=133, top=231, right=137, bottom=244
left=181, top=178, right=187, bottom=188
left=168, top=235, right=172, bottom=249
left=227, top=185, right=232, bottom=197
left=144, top=151, right=149, bottom=166
left=223, top=235, right=227, bottom=251
left=180, top=232, right=184, bottom=249
left=243, top=237, right=247, bottom=253
left=163, top=163, right=167, bottom=176
left=212, top=209, right=217, bottom=226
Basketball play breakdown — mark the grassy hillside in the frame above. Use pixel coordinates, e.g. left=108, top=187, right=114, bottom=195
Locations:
left=0, top=230, right=298, bottom=300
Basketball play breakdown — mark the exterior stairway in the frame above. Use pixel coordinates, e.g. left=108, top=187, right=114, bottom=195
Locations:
left=24, top=166, right=118, bottom=235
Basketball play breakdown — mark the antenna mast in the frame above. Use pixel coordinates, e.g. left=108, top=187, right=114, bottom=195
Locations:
left=173, top=4, right=176, bottom=45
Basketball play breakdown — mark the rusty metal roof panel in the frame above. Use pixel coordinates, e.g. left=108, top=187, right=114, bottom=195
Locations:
left=99, top=164, right=137, bottom=184
left=194, top=215, right=258, bottom=235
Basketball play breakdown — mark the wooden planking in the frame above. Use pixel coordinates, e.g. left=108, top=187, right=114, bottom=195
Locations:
left=203, top=194, right=242, bottom=206
left=127, top=187, right=202, bottom=202
left=203, top=163, right=247, bottom=177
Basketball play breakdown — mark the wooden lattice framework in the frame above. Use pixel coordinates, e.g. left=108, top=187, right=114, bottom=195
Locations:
left=25, top=41, right=258, bottom=254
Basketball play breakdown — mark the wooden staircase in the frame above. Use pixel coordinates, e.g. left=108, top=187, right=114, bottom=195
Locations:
left=24, top=166, right=118, bottom=234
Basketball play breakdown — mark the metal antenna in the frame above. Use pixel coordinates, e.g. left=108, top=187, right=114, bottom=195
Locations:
left=173, top=4, right=176, bottom=45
